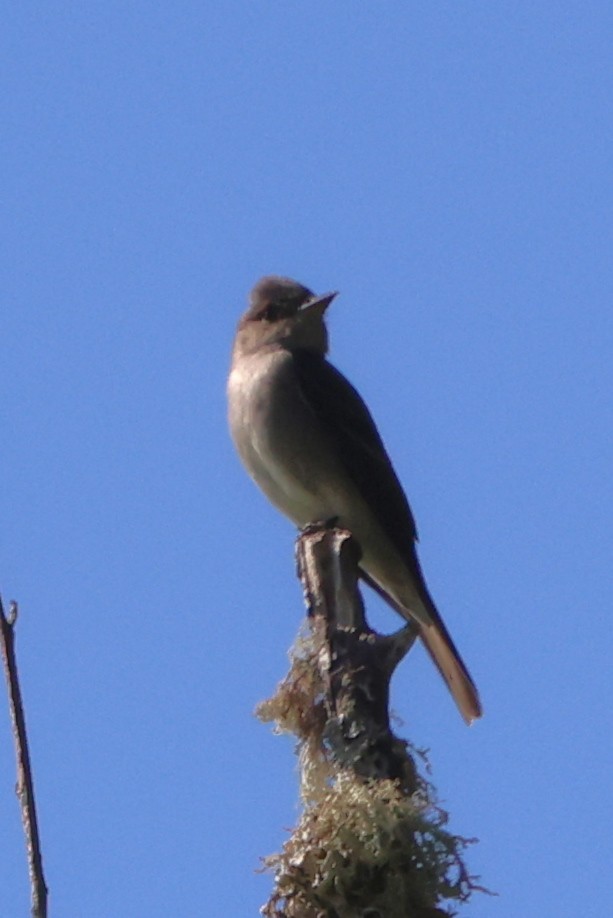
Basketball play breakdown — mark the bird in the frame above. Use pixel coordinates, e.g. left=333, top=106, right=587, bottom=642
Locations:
left=227, top=275, right=481, bottom=724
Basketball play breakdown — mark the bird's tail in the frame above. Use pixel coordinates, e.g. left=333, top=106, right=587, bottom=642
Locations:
left=417, top=614, right=482, bottom=725
left=361, top=570, right=482, bottom=725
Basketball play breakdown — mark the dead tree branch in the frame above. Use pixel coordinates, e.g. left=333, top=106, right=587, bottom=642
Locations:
left=1, top=596, right=48, bottom=918
left=257, top=525, right=481, bottom=918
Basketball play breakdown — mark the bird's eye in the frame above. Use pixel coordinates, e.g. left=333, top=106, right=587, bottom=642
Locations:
left=261, top=304, right=280, bottom=321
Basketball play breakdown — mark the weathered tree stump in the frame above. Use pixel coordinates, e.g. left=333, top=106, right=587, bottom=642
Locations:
left=258, top=525, right=480, bottom=918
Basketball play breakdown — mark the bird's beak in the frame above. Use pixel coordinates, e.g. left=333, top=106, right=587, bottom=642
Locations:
left=300, top=291, right=338, bottom=316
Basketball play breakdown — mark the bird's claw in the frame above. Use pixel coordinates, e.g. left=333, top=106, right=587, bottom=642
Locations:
left=299, top=516, right=340, bottom=536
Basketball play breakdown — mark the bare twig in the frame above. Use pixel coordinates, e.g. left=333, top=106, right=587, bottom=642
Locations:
left=1, top=595, right=48, bottom=918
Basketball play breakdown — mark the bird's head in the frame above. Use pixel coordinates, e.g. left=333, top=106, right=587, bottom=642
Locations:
left=234, top=276, right=337, bottom=357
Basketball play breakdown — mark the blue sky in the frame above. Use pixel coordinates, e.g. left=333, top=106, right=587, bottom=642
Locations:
left=2, top=4, right=612, bottom=916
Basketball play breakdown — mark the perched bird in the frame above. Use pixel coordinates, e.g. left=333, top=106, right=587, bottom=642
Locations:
left=227, top=275, right=481, bottom=724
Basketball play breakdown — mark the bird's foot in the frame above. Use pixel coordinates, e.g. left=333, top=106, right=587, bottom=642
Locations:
left=299, top=516, right=340, bottom=536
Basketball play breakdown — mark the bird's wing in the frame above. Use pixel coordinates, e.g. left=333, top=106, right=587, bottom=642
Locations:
left=292, top=350, right=482, bottom=724
left=291, top=350, right=418, bottom=554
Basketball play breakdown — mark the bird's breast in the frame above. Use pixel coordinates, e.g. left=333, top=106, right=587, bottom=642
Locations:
left=228, top=349, right=329, bottom=523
